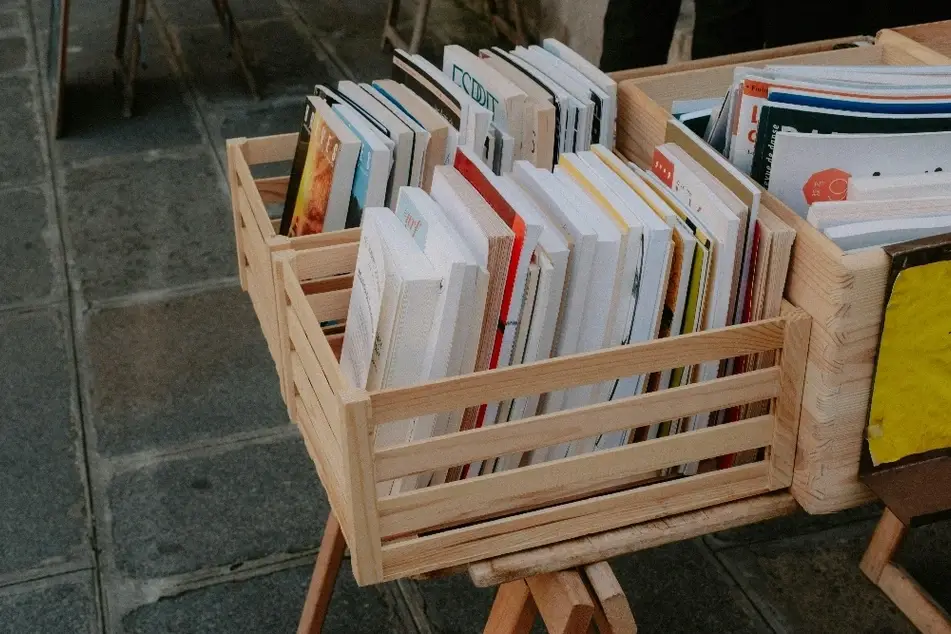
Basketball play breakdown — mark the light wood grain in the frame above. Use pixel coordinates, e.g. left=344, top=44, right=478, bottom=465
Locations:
left=296, top=513, right=346, bottom=634
left=226, top=139, right=250, bottom=291
left=378, top=416, right=773, bottom=536
left=242, top=131, right=297, bottom=165
left=878, top=29, right=951, bottom=64
left=340, top=391, right=384, bottom=585
left=878, top=564, right=951, bottom=634
left=860, top=508, right=906, bottom=583
left=468, top=492, right=797, bottom=587
left=769, top=306, right=811, bottom=489
left=895, top=20, right=951, bottom=57
left=233, top=143, right=282, bottom=242
left=286, top=227, right=362, bottom=251
left=307, top=288, right=352, bottom=324
left=370, top=318, right=786, bottom=424
left=256, top=175, right=290, bottom=205
left=527, top=571, right=595, bottom=634
left=292, top=241, right=359, bottom=283
left=584, top=563, right=636, bottom=634
left=373, top=368, right=780, bottom=481
left=293, top=352, right=343, bottom=457
left=484, top=580, right=537, bottom=634
left=379, top=463, right=770, bottom=580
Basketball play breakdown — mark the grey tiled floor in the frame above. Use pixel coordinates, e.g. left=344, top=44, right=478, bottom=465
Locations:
left=0, top=0, right=947, bottom=631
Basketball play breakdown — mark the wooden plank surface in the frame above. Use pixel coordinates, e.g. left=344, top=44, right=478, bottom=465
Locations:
left=379, top=463, right=770, bottom=581
left=296, top=513, right=347, bottom=634
left=483, top=580, right=537, bottom=634
left=307, top=288, right=352, bottom=324
left=860, top=508, right=907, bottom=583
left=293, top=241, right=359, bottom=282
left=256, top=175, right=290, bottom=204
left=895, top=20, right=951, bottom=56
left=370, top=318, right=786, bottom=424
left=878, top=564, right=951, bottom=634
left=242, top=132, right=297, bottom=165
left=583, top=563, right=636, bottom=634
left=526, top=571, right=595, bottom=634
left=468, top=491, right=797, bottom=586
left=878, top=29, right=951, bottom=64
left=769, top=306, right=811, bottom=489
left=377, top=416, right=773, bottom=536
left=373, top=368, right=780, bottom=481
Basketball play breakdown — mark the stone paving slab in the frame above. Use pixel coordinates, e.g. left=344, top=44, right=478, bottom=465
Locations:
left=0, top=571, right=99, bottom=634
left=0, top=185, right=63, bottom=308
left=0, top=74, right=45, bottom=189
left=717, top=521, right=919, bottom=633
left=119, top=560, right=401, bottom=634
left=62, top=149, right=234, bottom=300
left=82, top=287, right=287, bottom=456
left=105, top=437, right=326, bottom=579
left=0, top=308, right=90, bottom=578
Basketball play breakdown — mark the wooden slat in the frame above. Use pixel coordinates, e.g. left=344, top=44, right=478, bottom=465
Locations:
left=292, top=351, right=342, bottom=452
left=327, top=333, right=344, bottom=360
left=878, top=29, right=951, bottom=64
left=283, top=259, right=349, bottom=393
left=769, top=306, right=811, bottom=489
left=296, top=514, right=347, bottom=634
left=469, top=492, right=797, bottom=587
left=484, top=580, right=537, bottom=634
left=339, top=392, right=385, bottom=585
left=256, top=175, right=290, bottom=204
left=242, top=132, right=298, bottom=165
left=292, top=241, right=359, bottom=282
left=583, top=563, right=636, bottom=634
left=377, top=416, right=774, bottom=536
left=370, top=318, right=786, bottom=424
left=527, top=571, right=595, bottom=634
left=374, top=368, right=780, bottom=481
left=380, top=462, right=770, bottom=581
left=878, top=564, right=951, bottom=634
left=290, top=227, right=362, bottom=251
left=308, top=288, right=352, bottom=324
left=302, top=274, right=354, bottom=295
left=289, top=311, right=341, bottom=416
left=226, top=139, right=250, bottom=291
left=860, top=508, right=906, bottom=583
left=234, top=144, right=283, bottom=241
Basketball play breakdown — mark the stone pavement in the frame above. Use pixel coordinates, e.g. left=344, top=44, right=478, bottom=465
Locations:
left=0, top=0, right=947, bottom=631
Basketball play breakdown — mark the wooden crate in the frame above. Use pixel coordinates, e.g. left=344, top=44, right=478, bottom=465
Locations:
left=226, top=133, right=361, bottom=399
left=894, top=20, right=951, bottom=59
left=275, top=244, right=811, bottom=586
left=614, top=30, right=951, bottom=515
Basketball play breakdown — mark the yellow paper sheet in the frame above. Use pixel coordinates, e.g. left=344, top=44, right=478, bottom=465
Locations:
left=868, top=260, right=951, bottom=465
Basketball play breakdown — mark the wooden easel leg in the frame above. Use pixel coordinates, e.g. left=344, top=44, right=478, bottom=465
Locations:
left=484, top=580, right=537, bottom=634
left=380, top=0, right=403, bottom=51
left=208, top=0, right=260, bottom=99
left=527, top=570, right=596, bottom=634
left=297, top=513, right=347, bottom=634
left=407, top=0, right=431, bottom=54
left=114, top=0, right=132, bottom=63
left=583, top=563, right=636, bottom=634
left=115, top=0, right=147, bottom=117
left=861, top=509, right=951, bottom=634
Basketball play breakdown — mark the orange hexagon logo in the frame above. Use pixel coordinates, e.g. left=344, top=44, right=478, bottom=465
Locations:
left=803, top=168, right=851, bottom=205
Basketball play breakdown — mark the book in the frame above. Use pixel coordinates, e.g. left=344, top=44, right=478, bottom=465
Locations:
left=848, top=172, right=951, bottom=201
left=510, top=162, right=596, bottom=425
left=542, top=38, right=617, bottom=148
left=390, top=187, right=487, bottom=491
left=750, top=103, right=951, bottom=188
left=767, top=130, right=951, bottom=216
left=409, top=52, right=492, bottom=153
left=362, top=82, right=430, bottom=189
left=338, top=208, right=442, bottom=495
left=479, top=48, right=557, bottom=169
left=280, top=96, right=360, bottom=236
left=428, top=165, right=514, bottom=439
left=372, top=80, right=452, bottom=191
left=336, top=81, right=412, bottom=208
left=454, top=146, right=542, bottom=439
left=443, top=45, right=527, bottom=163
left=332, top=103, right=393, bottom=228
left=392, top=49, right=465, bottom=139
left=808, top=197, right=951, bottom=230
left=823, top=215, right=951, bottom=252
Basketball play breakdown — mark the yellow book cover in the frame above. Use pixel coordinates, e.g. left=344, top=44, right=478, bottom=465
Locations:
left=287, top=105, right=342, bottom=237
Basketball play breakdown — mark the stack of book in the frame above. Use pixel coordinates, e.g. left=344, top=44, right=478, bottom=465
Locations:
left=278, top=40, right=618, bottom=237
left=335, top=118, right=794, bottom=492
left=694, top=64, right=951, bottom=252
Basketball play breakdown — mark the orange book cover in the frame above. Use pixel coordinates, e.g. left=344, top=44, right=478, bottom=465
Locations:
left=286, top=106, right=343, bottom=237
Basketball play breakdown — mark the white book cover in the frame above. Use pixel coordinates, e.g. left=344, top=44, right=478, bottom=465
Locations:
left=412, top=53, right=492, bottom=154
left=808, top=196, right=951, bottom=230
left=512, top=46, right=591, bottom=150
left=338, top=208, right=442, bottom=495
left=768, top=130, right=951, bottom=217
left=824, top=215, right=951, bottom=252
left=337, top=81, right=413, bottom=208
left=542, top=38, right=617, bottom=148
left=391, top=188, right=484, bottom=492
left=364, top=82, right=430, bottom=188
left=510, top=163, right=594, bottom=426
left=549, top=167, right=622, bottom=460
left=524, top=45, right=610, bottom=148
left=443, top=45, right=527, bottom=161
left=848, top=172, right=951, bottom=201
left=332, top=103, right=392, bottom=226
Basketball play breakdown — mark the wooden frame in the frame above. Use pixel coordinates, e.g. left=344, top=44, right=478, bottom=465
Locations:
left=613, top=30, right=951, bottom=516
left=860, top=509, right=951, bottom=634
left=275, top=243, right=811, bottom=586
left=226, top=134, right=361, bottom=400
